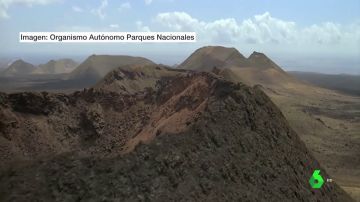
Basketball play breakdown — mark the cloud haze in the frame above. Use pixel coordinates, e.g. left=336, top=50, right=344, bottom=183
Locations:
left=0, top=0, right=58, bottom=18
left=91, top=0, right=108, bottom=19
left=0, top=0, right=359, bottom=74
left=154, top=11, right=359, bottom=48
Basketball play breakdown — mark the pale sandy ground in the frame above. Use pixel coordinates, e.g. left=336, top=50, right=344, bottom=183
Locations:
left=267, top=84, right=360, bottom=201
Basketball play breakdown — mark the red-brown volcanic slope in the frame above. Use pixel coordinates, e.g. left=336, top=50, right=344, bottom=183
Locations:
left=0, top=64, right=353, bottom=201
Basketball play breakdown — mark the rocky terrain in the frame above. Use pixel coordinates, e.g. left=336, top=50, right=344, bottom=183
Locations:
left=180, top=46, right=360, bottom=200
left=0, top=64, right=353, bottom=201
left=0, top=65, right=182, bottom=163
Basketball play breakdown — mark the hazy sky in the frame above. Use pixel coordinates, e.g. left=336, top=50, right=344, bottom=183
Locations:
left=0, top=0, right=359, bottom=74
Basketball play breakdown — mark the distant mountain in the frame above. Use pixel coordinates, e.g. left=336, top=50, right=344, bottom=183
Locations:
left=1, top=59, right=36, bottom=77
left=32, top=59, right=78, bottom=74
left=248, top=51, right=284, bottom=71
left=289, top=71, right=360, bottom=96
left=68, top=55, right=155, bottom=80
left=0, top=55, right=156, bottom=92
left=179, top=46, right=296, bottom=87
left=178, top=46, right=250, bottom=70
left=178, top=47, right=286, bottom=73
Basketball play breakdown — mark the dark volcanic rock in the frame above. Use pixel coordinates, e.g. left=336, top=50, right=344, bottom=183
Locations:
left=0, top=71, right=353, bottom=201
left=8, top=92, right=61, bottom=115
